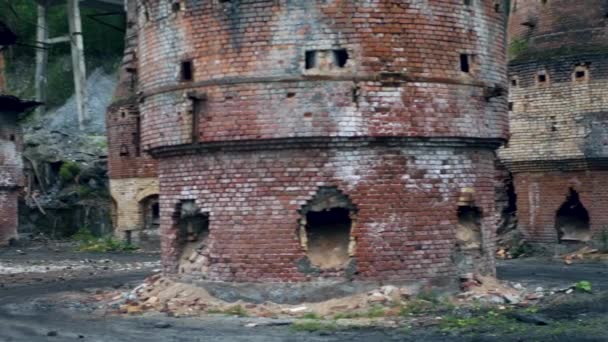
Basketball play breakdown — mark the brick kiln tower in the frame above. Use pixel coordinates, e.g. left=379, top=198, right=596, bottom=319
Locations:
left=500, top=0, right=608, bottom=244
left=135, top=0, right=508, bottom=299
left=0, top=22, right=39, bottom=245
left=107, top=0, right=159, bottom=246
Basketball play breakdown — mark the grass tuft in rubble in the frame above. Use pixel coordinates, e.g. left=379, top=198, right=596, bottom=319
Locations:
left=73, top=228, right=138, bottom=253
left=291, top=320, right=338, bottom=332
left=224, top=305, right=249, bottom=317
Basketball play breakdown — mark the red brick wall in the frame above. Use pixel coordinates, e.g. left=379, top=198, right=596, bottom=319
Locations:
left=514, top=171, right=608, bottom=243
left=133, top=0, right=508, bottom=283
left=137, top=0, right=508, bottom=150
left=159, top=146, right=498, bottom=282
left=107, top=0, right=157, bottom=180
left=0, top=189, right=18, bottom=245
left=107, top=104, right=157, bottom=179
left=509, top=0, right=608, bottom=57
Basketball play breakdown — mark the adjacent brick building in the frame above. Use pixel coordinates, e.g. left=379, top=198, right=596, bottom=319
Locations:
left=500, top=0, right=608, bottom=244
left=132, top=0, right=508, bottom=293
left=0, top=23, right=38, bottom=245
left=106, top=1, right=159, bottom=246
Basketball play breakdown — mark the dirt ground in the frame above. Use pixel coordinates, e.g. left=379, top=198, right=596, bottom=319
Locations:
left=2, top=242, right=608, bottom=341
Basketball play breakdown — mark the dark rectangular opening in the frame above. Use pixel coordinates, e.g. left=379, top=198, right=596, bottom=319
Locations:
left=181, top=60, right=193, bottom=81
left=305, top=50, right=317, bottom=70
left=508, top=102, right=513, bottom=111
left=134, top=116, right=141, bottom=157
left=192, top=99, right=203, bottom=143
left=538, top=74, right=546, bottom=83
left=333, top=49, right=349, bottom=68
left=460, top=54, right=470, bottom=73
left=463, top=0, right=472, bottom=5
left=511, top=79, right=518, bottom=86
left=575, top=71, right=586, bottom=79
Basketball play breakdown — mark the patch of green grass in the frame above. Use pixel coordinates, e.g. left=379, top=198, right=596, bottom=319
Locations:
left=291, top=320, right=338, bottom=333
left=365, top=305, right=386, bottom=318
left=224, top=305, right=248, bottom=317
left=302, top=312, right=322, bottom=320
left=73, top=228, right=138, bottom=252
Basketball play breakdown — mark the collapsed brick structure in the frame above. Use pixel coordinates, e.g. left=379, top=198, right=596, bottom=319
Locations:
left=106, top=1, right=159, bottom=246
left=131, top=0, right=508, bottom=298
left=500, top=0, right=608, bottom=244
left=0, top=23, right=38, bottom=245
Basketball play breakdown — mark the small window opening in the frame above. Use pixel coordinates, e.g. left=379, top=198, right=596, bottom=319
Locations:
left=511, top=78, right=518, bottom=87
left=180, top=60, right=193, bottom=81
left=575, top=70, right=586, bottom=79
left=286, top=92, right=296, bottom=98
left=537, top=74, right=547, bottom=83
left=508, top=102, right=514, bottom=111
left=460, top=54, right=470, bottom=73
left=463, top=0, right=472, bottom=5
left=541, top=0, right=547, bottom=4
left=333, top=49, right=349, bottom=68
left=191, top=98, right=204, bottom=143
left=305, top=208, right=352, bottom=269
left=119, top=144, right=129, bottom=156
left=456, top=206, right=482, bottom=250
left=9, top=134, right=15, bottom=141
left=133, top=116, right=141, bottom=157
left=305, top=50, right=317, bottom=70
left=494, top=3, right=500, bottom=12
left=121, top=111, right=126, bottom=118
left=550, top=116, right=557, bottom=132
left=556, top=189, right=591, bottom=242
left=171, top=2, right=181, bottom=12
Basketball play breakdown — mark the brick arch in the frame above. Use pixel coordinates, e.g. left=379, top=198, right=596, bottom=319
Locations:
left=135, top=186, right=159, bottom=203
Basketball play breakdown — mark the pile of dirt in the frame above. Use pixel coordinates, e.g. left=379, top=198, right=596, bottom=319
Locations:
left=92, top=274, right=557, bottom=322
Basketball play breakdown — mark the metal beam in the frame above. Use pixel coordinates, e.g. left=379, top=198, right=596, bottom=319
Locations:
left=35, top=3, right=48, bottom=115
left=67, top=0, right=88, bottom=129
left=36, top=0, right=124, bottom=11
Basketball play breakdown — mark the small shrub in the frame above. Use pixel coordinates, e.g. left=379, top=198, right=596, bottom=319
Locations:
left=575, top=281, right=592, bottom=293
left=75, top=232, right=138, bottom=253
left=302, top=312, right=322, bottom=320
left=291, top=320, right=337, bottom=332
left=224, top=305, right=248, bottom=317
left=59, top=161, right=81, bottom=183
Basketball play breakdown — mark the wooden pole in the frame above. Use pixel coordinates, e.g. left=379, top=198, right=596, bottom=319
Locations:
left=67, top=0, right=88, bottom=130
left=35, top=3, right=49, bottom=116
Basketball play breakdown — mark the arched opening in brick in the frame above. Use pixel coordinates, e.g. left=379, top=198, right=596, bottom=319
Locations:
left=556, top=189, right=591, bottom=242
left=139, top=195, right=160, bottom=247
left=456, top=206, right=482, bottom=250
left=176, top=200, right=211, bottom=275
left=299, top=187, right=357, bottom=270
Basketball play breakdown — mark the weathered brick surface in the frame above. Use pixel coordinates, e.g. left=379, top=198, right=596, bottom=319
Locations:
left=501, top=0, right=608, bottom=243
left=107, top=0, right=159, bottom=239
left=132, top=0, right=508, bottom=283
left=137, top=0, right=508, bottom=149
left=159, top=146, right=498, bottom=281
left=514, top=171, right=608, bottom=243
left=508, top=0, right=608, bottom=57
left=0, top=110, right=24, bottom=246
